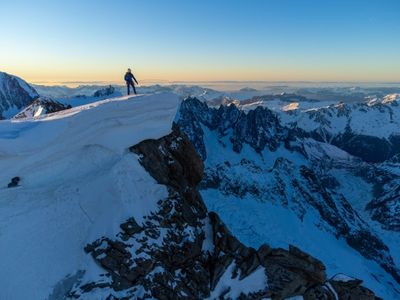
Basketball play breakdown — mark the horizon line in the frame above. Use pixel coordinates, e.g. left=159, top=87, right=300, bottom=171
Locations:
left=31, top=79, right=400, bottom=85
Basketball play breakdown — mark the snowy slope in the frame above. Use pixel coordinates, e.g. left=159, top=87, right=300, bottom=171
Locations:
left=0, top=93, right=179, bottom=299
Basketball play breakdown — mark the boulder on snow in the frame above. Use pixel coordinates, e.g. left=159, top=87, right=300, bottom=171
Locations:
left=7, top=176, right=20, bottom=188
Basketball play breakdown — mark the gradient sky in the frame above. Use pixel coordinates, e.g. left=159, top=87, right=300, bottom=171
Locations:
left=1, top=0, right=400, bottom=84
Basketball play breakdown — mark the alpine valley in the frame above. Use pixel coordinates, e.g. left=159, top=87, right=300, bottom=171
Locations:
left=1, top=71, right=400, bottom=299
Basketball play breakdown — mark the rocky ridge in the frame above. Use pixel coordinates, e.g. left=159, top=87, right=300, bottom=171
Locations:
left=68, top=128, right=379, bottom=299
left=12, top=96, right=72, bottom=119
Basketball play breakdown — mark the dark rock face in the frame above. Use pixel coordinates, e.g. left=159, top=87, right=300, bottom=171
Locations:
left=68, top=128, right=377, bottom=299
left=331, top=132, right=393, bottom=163
left=367, top=185, right=400, bottom=232
left=356, top=166, right=400, bottom=232
left=177, top=97, right=285, bottom=160
left=0, top=71, right=39, bottom=119
left=130, top=127, right=204, bottom=190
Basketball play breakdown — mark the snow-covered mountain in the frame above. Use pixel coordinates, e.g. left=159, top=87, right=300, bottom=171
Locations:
left=226, top=94, right=400, bottom=163
left=275, top=99, right=400, bottom=163
left=0, top=71, right=39, bottom=119
left=12, top=96, right=72, bottom=119
left=0, top=91, right=381, bottom=299
left=176, top=97, right=400, bottom=299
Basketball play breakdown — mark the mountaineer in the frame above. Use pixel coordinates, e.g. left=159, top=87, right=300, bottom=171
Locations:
left=124, top=68, right=138, bottom=95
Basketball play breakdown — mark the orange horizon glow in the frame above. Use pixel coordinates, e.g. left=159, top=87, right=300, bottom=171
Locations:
left=3, top=65, right=400, bottom=87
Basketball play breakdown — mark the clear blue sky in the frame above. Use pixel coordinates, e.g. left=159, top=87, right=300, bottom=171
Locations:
left=1, top=0, right=399, bottom=83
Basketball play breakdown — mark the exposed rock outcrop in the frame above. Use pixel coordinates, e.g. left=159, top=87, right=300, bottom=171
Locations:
left=12, top=97, right=71, bottom=119
left=7, top=176, right=20, bottom=188
left=367, top=195, right=400, bottom=232
left=177, top=97, right=286, bottom=160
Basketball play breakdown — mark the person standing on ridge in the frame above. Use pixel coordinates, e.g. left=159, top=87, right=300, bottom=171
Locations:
left=124, top=68, right=138, bottom=95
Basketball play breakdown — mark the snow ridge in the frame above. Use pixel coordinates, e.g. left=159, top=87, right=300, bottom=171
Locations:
left=0, top=93, right=179, bottom=299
